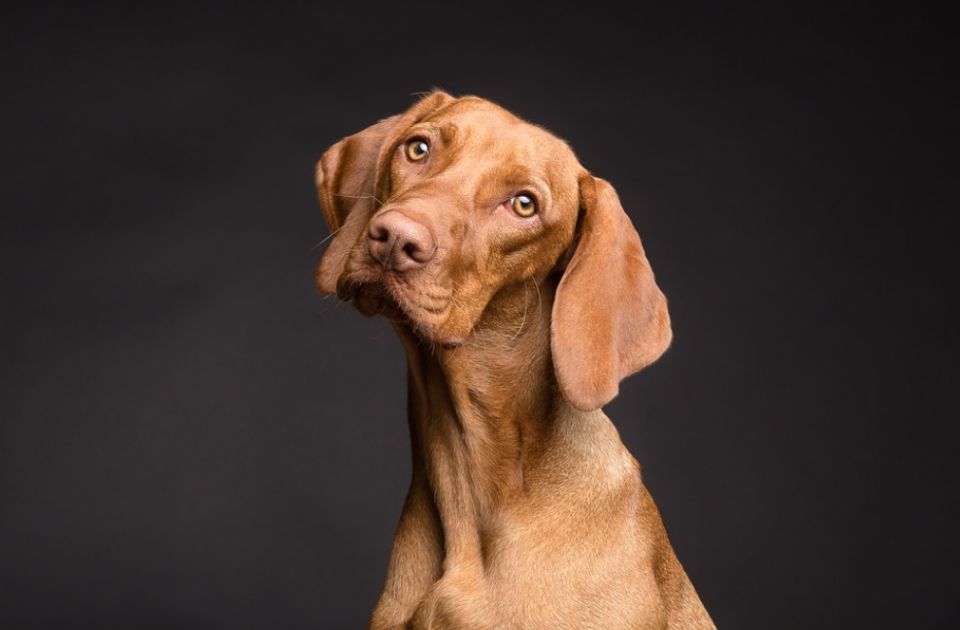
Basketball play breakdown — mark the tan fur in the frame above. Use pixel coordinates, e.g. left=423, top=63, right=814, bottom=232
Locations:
left=315, top=91, right=715, bottom=629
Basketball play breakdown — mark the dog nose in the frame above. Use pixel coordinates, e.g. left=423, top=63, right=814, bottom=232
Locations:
left=367, top=210, right=436, bottom=272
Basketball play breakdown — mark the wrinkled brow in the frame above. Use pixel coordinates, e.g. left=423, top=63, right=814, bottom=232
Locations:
left=408, top=121, right=461, bottom=147
left=437, top=122, right=459, bottom=145
left=474, top=164, right=552, bottom=208
left=484, top=163, right=548, bottom=189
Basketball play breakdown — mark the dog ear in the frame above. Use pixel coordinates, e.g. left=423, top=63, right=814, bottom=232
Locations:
left=315, top=90, right=455, bottom=294
left=551, top=175, right=672, bottom=411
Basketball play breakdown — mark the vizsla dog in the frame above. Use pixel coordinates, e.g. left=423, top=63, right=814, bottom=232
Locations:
left=315, top=91, right=715, bottom=629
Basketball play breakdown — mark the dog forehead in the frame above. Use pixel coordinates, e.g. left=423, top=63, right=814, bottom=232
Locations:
left=424, top=98, right=580, bottom=195
left=429, top=99, right=573, bottom=156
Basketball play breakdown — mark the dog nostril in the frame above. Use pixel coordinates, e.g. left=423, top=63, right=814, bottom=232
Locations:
left=368, top=223, right=390, bottom=242
left=403, top=243, right=418, bottom=258
left=367, top=221, right=390, bottom=243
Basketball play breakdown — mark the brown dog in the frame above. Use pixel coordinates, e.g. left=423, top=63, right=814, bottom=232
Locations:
left=315, top=91, right=715, bottom=629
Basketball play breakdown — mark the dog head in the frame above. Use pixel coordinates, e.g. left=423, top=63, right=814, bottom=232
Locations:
left=315, top=91, right=671, bottom=410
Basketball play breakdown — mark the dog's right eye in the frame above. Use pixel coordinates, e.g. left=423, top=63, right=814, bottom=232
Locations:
left=405, top=138, right=430, bottom=161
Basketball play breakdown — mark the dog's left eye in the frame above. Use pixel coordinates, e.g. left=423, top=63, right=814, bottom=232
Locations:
left=510, top=193, right=537, bottom=218
left=405, top=139, right=430, bottom=161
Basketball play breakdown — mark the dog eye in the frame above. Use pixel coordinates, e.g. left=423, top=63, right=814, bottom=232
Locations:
left=405, top=138, right=430, bottom=161
left=510, top=193, right=537, bottom=218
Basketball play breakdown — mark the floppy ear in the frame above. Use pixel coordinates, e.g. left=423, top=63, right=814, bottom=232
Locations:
left=315, top=91, right=455, bottom=294
left=551, top=175, right=672, bottom=411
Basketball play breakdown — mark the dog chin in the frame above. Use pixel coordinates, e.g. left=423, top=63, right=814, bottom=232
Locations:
left=403, top=312, right=468, bottom=349
left=337, top=279, right=398, bottom=318
left=338, top=278, right=464, bottom=348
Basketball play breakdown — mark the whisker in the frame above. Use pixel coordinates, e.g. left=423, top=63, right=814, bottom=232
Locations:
left=532, top=276, right=543, bottom=316
left=509, top=279, right=531, bottom=344
left=311, top=224, right=347, bottom=250
left=333, top=192, right=384, bottom=206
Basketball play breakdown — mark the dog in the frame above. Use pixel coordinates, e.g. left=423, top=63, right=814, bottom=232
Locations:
left=315, top=91, right=715, bottom=629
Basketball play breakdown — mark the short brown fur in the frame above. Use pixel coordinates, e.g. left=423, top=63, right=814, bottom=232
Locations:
left=315, top=91, right=715, bottom=629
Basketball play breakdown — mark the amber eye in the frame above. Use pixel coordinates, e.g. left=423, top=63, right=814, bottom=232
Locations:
left=510, top=193, right=537, bottom=217
left=405, top=138, right=430, bottom=161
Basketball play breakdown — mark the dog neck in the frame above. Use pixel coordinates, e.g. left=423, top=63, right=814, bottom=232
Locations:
left=394, top=278, right=561, bottom=566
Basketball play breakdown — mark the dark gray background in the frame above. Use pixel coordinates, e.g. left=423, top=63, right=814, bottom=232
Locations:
left=2, top=2, right=956, bottom=628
